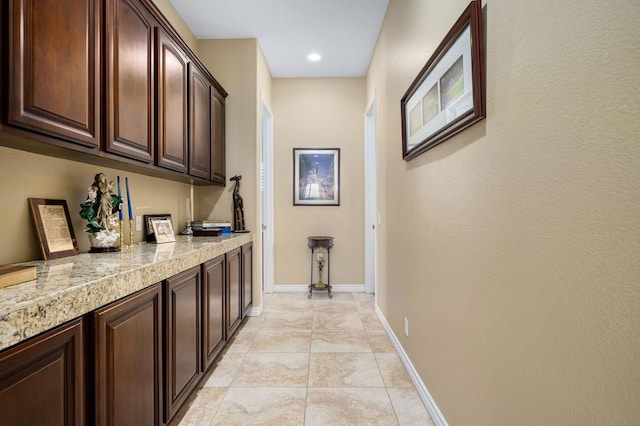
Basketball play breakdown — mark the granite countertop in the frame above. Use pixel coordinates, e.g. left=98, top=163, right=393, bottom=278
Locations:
left=0, top=233, right=253, bottom=352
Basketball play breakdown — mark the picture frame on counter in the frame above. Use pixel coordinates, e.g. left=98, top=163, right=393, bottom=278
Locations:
left=28, top=198, right=79, bottom=260
left=151, top=219, right=176, bottom=244
left=144, top=214, right=172, bottom=242
left=401, top=0, right=485, bottom=160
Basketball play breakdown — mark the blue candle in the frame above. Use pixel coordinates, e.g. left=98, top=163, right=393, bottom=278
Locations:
left=125, top=177, right=133, bottom=220
left=117, top=176, right=123, bottom=220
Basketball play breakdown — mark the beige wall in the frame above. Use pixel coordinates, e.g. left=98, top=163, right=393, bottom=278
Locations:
left=272, top=78, right=365, bottom=286
left=196, top=39, right=257, bottom=226
left=197, top=38, right=272, bottom=306
left=368, top=0, right=640, bottom=424
left=0, top=145, right=191, bottom=264
left=151, top=0, right=198, bottom=53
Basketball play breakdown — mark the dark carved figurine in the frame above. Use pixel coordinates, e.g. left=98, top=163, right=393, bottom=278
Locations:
left=230, top=175, right=246, bottom=231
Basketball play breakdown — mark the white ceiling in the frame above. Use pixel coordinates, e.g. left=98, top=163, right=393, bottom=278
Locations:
left=169, top=0, right=389, bottom=78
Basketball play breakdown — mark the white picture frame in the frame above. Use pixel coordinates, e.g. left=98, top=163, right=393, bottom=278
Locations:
left=151, top=219, right=176, bottom=244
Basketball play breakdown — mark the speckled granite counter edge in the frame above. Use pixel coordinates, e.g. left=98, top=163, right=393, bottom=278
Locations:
left=0, top=233, right=252, bottom=351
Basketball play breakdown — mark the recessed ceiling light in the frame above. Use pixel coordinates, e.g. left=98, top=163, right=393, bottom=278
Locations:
left=307, top=53, right=322, bottom=62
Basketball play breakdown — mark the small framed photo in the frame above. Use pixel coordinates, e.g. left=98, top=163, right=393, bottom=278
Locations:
left=293, top=148, right=340, bottom=206
left=401, top=0, right=485, bottom=160
left=151, top=219, right=175, bottom=244
left=28, top=198, right=79, bottom=260
left=144, top=214, right=172, bottom=242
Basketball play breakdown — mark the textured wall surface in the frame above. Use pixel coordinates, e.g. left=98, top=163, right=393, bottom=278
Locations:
left=367, top=0, right=640, bottom=424
left=272, top=78, right=365, bottom=286
left=152, top=0, right=198, bottom=52
left=197, top=39, right=258, bottom=230
left=0, top=146, right=192, bottom=264
left=197, top=38, right=271, bottom=309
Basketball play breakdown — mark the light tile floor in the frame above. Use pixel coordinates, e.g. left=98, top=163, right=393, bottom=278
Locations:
left=169, top=292, right=434, bottom=425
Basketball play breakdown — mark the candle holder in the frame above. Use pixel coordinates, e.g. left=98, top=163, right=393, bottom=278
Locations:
left=128, top=219, right=137, bottom=247
left=181, top=219, right=194, bottom=235
left=119, top=220, right=126, bottom=249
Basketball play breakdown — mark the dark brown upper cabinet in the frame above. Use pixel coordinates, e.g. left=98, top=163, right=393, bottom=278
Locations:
left=2, top=0, right=227, bottom=185
left=189, top=63, right=212, bottom=179
left=7, top=0, right=101, bottom=148
left=156, top=28, right=189, bottom=173
left=105, top=0, right=155, bottom=162
left=211, top=87, right=226, bottom=184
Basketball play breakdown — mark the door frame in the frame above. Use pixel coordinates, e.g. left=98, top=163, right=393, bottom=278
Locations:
left=364, top=91, right=377, bottom=294
left=261, top=94, right=275, bottom=293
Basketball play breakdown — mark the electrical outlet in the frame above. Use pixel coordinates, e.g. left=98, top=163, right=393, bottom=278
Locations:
left=135, top=216, right=142, bottom=232
left=404, top=317, right=409, bottom=337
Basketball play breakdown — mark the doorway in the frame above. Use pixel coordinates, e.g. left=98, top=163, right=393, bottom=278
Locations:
left=261, top=96, right=275, bottom=293
left=364, top=92, right=377, bottom=294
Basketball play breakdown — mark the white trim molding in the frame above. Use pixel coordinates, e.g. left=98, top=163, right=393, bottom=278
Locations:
left=375, top=305, right=449, bottom=426
left=248, top=304, right=263, bottom=317
left=273, top=284, right=366, bottom=293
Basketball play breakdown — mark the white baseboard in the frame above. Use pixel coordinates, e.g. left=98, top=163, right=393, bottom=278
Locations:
left=248, top=305, right=263, bottom=317
left=273, top=284, right=365, bottom=293
left=375, top=305, right=448, bottom=426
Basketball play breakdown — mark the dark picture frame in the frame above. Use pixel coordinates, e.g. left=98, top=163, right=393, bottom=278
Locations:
left=401, top=0, right=485, bottom=160
left=144, top=214, right=172, bottom=242
left=28, top=198, right=79, bottom=260
left=293, top=148, right=340, bottom=206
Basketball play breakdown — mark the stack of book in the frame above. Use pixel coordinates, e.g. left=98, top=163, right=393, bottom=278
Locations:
left=0, top=264, right=37, bottom=289
left=190, top=220, right=232, bottom=237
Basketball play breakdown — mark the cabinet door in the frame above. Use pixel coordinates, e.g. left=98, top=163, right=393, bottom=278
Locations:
left=211, top=87, right=226, bottom=184
left=105, top=0, right=155, bottom=162
left=242, top=242, right=253, bottom=317
left=202, top=255, right=226, bottom=371
left=156, top=28, right=188, bottom=173
left=164, top=266, right=202, bottom=422
left=226, top=247, right=242, bottom=337
left=189, top=63, right=211, bottom=179
left=7, top=0, right=100, bottom=148
left=0, top=318, right=85, bottom=426
left=94, top=283, right=162, bottom=426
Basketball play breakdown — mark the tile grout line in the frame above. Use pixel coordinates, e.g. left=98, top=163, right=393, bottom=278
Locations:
left=194, top=292, right=425, bottom=425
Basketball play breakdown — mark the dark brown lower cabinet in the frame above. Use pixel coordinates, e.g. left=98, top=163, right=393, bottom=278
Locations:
left=94, top=283, right=162, bottom=426
left=0, top=318, right=86, bottom=426
left=164, top=266, right=202, bottom=422
left=226, top=247, right=243, bottom=337
left=203, top=255, right=226, bottom=371
left=0, top=243, right=250, bottom=424
left=242, top=242, right=253, bottom=317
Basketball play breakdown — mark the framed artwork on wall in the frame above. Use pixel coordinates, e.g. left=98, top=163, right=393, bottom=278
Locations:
left=401, top=0, right=485, bottom=160
left=28, top=198, right=79, bottom=260
left=293, top=148, right=340, bottom=206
